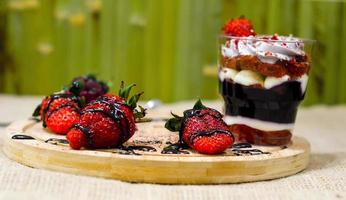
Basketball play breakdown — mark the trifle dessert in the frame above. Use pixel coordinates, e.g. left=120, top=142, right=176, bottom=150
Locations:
left=219, top=17, right=314, bottom=145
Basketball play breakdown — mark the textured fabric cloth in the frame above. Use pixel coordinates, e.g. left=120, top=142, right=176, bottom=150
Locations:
left=0, top=95, right=345, bottom=200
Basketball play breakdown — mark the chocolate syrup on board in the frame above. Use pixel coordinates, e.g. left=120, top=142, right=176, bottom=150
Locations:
left=12, top=134, right=35, bottom=140
left=232, top=142, right=252, bottom=149
left=161, top=142, right=190, bottom=154
left=11, top=133, right=270, bottom=156
left=122, top=145, right=156, bottom=152
left=45, top=138, right=69, bottom=145
left=231, top=148, right=270, bottom=156
left=115, top=145, right=157, bottom=156
left=116, top=145, right=156, bottom=155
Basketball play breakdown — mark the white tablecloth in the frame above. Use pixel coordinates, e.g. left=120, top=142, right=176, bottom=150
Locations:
left=0, top=95, right=345, bottom=200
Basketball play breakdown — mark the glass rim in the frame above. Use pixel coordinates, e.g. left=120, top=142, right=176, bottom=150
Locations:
left=219, top=34, right=316, bottom=44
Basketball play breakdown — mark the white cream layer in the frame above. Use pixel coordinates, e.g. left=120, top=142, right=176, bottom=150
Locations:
left=221, top=35, right=305, bottom=64
left=219, top=68, right=309, bottom=92
left=224, top=115, right=294, bottom=131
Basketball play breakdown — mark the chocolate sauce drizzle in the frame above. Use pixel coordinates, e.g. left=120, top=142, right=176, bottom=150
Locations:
left=281, top=145, right=288, bottom=150
left=10, top=134, right=271, bottom=156
left=73, top=124, right=94, bottom=146
left=45, top=138, right=69, bottom=145
left=73, top=96, right=131, bottom=148
left=189, top=129, right=234, bottom=144
left=116, top=145, right=157, bottom=155
left=231, top=149, right=270, bottom=156
left=232, top=142, right=252, bottom=149
left=132, top=140, right=162, bottom=145
left=230, top=142, right=270, bottom=156
left=161, top=142, right=189, bottom=154
left=12, top=134, right=35, bottom=140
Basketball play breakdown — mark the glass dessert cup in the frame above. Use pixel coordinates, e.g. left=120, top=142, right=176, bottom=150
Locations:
left=218, top=34, right=315, bottom=146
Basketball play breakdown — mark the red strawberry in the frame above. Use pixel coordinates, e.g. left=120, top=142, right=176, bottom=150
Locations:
left=223, top=16, right=256, bottom=37
left=165, top=100, right=234, bottom=155
left=33, top=93, right=82, bottom=134
left=66, top=82, right=146, bottom=149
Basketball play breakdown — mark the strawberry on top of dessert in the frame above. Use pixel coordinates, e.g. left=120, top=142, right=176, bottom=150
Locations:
left=223, top=16, right=256, bottom=37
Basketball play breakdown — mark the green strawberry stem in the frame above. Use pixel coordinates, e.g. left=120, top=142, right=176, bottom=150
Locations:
left=133, top=105, right=146, bottom=119
left=165, top=99, right=205, bottom=132
left=118, top=81, right=146, bottom=120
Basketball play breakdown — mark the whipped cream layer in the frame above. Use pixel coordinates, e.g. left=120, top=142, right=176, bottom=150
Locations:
left=219, top=68, right=309, bottom=92
left=224, top=115, right=294, bottom=131
left=221, top=35, right=305, bottom=64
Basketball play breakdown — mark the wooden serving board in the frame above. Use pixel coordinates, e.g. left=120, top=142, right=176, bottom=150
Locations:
left=2, top=119, right=310, bottom=184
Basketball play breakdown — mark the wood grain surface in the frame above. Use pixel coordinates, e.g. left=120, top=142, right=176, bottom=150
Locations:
left=2, top=119, right=310, bottom=184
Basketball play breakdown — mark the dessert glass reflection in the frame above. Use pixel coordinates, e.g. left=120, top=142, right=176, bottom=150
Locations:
left=219, top=34, right=314, bottom=145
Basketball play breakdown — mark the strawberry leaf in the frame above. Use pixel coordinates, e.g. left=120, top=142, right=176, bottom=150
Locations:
left=128, top=92, right=144, bottom=110
left=118, top=81, right=136, bottom=101
left=165, top=112, right=182, bottom=132
left=193, top=99, right=206, bottom=110
left=165, top=118, right=182, bottom=132
left=170, top=112, right=182, bottom=119
left=133, top=105, right=147, bottom=120
left=32, top=104, right=41, bottom=117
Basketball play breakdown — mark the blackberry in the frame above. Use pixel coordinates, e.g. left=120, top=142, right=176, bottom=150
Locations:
left=67, top=74, right=109, bottom=103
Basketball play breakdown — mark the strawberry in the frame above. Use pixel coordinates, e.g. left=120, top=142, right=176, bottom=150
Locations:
left=66, top=74, right=109, bottom=103
left=222, top=16, right=256, bottom=37
left=165, top=100, right=234, bottom=155
left=33, top=93, right=82, bottom=134
left=66, top=82, right=146, bottom=149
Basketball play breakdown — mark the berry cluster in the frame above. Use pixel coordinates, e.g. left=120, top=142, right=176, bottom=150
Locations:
left=68, top=75, right=109, bottom=104
left=33, top=76, right=145, bottom=149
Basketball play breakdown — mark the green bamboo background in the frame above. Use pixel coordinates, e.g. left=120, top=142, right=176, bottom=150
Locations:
left=0, top=0, right=345, bottom=105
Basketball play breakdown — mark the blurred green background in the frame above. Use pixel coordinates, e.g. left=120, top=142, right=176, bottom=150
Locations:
left=0, top=0, right=345, bottom=105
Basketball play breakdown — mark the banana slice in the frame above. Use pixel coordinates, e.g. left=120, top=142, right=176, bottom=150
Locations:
left=264, top=75, right=290, bottom=89
left=234, top=70, right=264, bottom=86
left=219, top=68, right=238, bottom=82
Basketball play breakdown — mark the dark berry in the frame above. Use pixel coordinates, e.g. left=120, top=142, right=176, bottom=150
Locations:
left=67, top=74, right=109, bottom=103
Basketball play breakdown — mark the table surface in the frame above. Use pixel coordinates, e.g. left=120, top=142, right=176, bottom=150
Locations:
left=0, top=94, right=345, bottom=200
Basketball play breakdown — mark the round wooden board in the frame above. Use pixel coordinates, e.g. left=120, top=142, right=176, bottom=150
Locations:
left=2, top=119, right=310, bottom=184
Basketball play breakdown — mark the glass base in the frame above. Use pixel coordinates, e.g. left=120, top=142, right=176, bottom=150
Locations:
left=229, top=124, right=292, bottom=146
